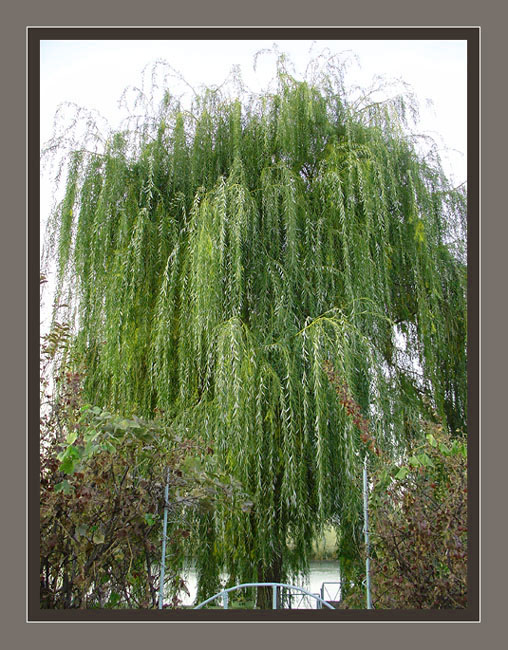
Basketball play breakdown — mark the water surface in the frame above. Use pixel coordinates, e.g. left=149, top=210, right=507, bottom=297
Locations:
left=178, top=560, right=341, bottom=609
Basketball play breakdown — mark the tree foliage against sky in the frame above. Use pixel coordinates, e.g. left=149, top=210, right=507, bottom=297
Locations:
left=42, top=51, right=467, bottom=605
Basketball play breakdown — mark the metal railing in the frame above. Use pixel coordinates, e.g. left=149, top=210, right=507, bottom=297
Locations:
left=318, top=581, right=341, bottom=608
left=193, top=582, right=336, bottom=610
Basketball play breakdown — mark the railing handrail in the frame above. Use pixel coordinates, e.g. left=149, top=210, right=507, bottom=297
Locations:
left=193, top=581, right=336, bottom=609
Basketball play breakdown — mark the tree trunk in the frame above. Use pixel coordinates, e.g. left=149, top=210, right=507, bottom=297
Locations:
left=256, top=553, right=283, bottom=609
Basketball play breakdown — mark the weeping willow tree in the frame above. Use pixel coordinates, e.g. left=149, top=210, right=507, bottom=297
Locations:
left=43, top=52, right=467, bottom=607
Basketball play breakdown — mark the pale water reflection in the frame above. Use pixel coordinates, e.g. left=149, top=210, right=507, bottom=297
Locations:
left=177, top=560, right=341, bottom=609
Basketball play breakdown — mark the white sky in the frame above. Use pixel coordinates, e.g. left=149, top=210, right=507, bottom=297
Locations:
left=41, top=38, right=467, bottom=179
left=40, top=39, right=467, bottom=324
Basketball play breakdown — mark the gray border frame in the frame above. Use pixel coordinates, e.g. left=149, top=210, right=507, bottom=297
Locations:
left=2, top=0, right=503, bottom=646
left=28, top=24, right=479, bottom=624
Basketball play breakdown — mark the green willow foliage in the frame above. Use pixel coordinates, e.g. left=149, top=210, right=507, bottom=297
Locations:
left=44, top=55, right=467, bottom=603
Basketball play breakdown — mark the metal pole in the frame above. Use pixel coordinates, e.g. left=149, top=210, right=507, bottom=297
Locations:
left=272, top=585, right=278, bottom=609
left=158, top=468, right=170, bottom=610
left=363, top=455, right=372, bottom=609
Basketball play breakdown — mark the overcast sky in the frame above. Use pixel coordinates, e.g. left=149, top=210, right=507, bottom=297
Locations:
left=41, top=38, right=467, bottom=179
left=40, top=38, right=467, bottom=323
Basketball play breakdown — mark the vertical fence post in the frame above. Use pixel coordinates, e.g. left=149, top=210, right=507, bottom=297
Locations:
left=363, top=455, right=372, bottom=609
left=272, top=585, right=278, bottom=609
left=158, top=468, right=170, bottom=610
left=223, top=592, right=229, bottom=609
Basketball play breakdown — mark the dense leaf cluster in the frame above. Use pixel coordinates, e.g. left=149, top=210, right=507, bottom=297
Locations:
left=40, top=318, right=249, bottom=608
left=359, top=424, right=467, bottom=609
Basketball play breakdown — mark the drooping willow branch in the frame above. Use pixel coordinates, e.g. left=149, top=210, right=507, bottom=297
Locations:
left=44, top=52, right=467, bottom=601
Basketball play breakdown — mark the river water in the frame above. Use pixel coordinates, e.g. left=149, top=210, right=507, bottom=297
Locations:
left=178, top=560, right=341, bottom=609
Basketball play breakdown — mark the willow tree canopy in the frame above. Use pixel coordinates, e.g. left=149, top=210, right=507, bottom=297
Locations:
left=43, top=54, right=467, bottom=603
